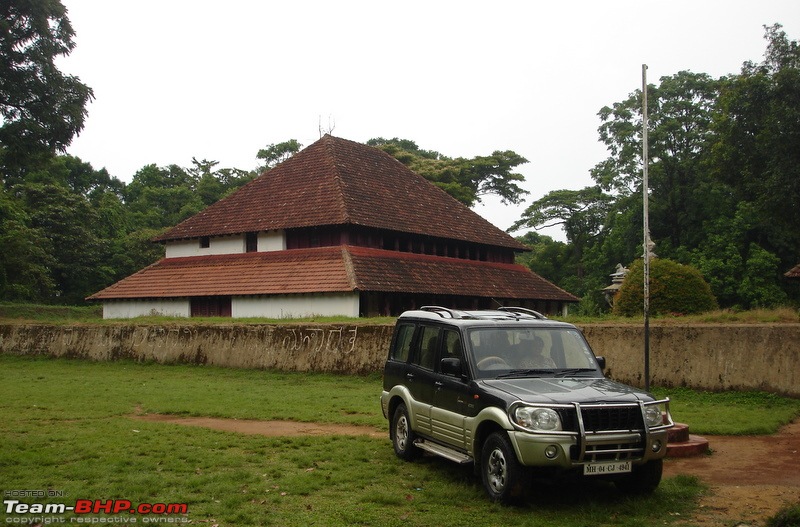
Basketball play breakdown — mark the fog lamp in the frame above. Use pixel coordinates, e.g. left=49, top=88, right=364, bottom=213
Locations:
left=544, top=445, right=559, bottom=459
left=651, top=439, right=663, bottom=453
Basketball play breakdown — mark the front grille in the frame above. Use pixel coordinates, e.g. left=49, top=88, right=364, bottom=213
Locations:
left=581, top=405, right=643, bottom=432
left=558, top=404, right=644, bottom=433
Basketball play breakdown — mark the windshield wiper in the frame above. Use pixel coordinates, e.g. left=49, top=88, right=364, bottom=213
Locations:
left=495, top=369, right=553, bottom=378
left=552, top=368, right=598, bottom=377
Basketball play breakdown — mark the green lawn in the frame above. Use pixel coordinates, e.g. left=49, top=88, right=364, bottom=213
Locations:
left=3, top=355, right=797, bottom=526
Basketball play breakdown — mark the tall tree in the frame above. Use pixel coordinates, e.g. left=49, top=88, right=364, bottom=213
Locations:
left=511, top=186, right=612, bottom=280
left=0, top=0, right=93, bottom=182
left=712, top=24, right=800, bottom=269
left=592, top=71, right=721, bottom=252
left=0, top=186, right=55, bottom=300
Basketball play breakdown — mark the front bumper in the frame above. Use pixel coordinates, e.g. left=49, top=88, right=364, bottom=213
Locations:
left=509, top=428, right=670, bottom=469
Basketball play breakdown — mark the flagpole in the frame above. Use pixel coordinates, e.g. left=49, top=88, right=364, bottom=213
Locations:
left=642, top=64, right=651, bottom=392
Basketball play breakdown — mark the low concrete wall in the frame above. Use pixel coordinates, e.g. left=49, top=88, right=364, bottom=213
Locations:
left=580, top=324, right=800, bottom=396
left=0, top=324, right=393, bottom=375
left=1, top=323, right=798, bottom=396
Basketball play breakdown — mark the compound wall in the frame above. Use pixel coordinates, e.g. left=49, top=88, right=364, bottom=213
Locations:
left=1, top=323, right=798, bottom=396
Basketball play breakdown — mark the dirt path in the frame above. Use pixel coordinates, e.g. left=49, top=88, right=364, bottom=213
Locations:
left=663, top=420, right=800, bottom=526
left=134, top=414, right=799, bottom=526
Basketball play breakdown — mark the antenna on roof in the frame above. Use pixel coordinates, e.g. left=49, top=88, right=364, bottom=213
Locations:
left=318, top=115, right=336, bottom=137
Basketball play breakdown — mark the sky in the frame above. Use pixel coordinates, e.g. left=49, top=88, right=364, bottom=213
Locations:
left=58, top=0, right=799, bottom=241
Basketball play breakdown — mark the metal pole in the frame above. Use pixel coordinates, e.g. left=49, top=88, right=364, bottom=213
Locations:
left=642, top=64, right=651, bottom=392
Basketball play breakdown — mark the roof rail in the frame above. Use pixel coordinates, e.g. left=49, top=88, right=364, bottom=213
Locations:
left=497, top=306, right=548, bottom=320
left=420, top=306, right=465, bottom=319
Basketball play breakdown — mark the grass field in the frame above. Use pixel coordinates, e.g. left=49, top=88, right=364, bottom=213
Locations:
left=3, top=356, right=799, bottom=526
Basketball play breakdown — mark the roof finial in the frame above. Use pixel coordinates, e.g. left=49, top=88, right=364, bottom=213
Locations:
left=318, top=115, right=336, bottom=138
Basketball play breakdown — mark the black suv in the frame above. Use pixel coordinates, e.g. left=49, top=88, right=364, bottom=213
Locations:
left=380, top=307, right=673, bottom=502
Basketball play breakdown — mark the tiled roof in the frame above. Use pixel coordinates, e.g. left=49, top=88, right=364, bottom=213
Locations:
left=347, top=247, right=577, bottom=301
left=87, top=246, right=577, bottom=302
left=153, top=135, right=527, bottom=251
left=786, top=264, right=800, bottom=279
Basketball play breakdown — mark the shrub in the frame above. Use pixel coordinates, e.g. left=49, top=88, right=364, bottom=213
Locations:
left=613, top=258, right=718, bottom=316
left=766, top=503, right=800, bottom=527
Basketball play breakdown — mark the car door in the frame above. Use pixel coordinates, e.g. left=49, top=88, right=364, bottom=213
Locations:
left=430, top=328, right=473, bottom=450
left=405, top=324, right=440, bottom=437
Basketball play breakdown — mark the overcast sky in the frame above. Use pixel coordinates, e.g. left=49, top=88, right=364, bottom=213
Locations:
left=59, top=1, right=799, bottom=241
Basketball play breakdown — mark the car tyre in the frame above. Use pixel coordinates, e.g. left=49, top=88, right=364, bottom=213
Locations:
left=391, top=403, right=421, bottom=461
left=614, top=459, right=663, bottom=494
left=480, top=431, right=529, bottom=504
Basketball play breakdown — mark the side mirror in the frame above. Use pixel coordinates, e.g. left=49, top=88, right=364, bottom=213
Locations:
left=440, top=357, right=463, bottom=377
left=595, top=356, right=606, bottom=370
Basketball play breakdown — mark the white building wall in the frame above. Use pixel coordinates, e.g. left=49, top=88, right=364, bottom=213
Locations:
left=165, top=231, right=286, bottom=257
left=259, top=230, right=286, bottom=251
left=103, top=299, right=190, bottom=319
left=233, top=294, right=360, bottom=318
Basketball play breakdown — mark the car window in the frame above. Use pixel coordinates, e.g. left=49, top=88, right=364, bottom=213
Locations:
left=412, top=325, right=439, bottom=371
left=440, top=329, right=463, bottom=376
left=390, top=323, right=415, bottom=362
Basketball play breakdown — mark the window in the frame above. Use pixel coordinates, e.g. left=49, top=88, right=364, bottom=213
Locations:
left=199, top=236, right=210, bottom=249
left=390, top=324, right=415, bottom=362
left=413, top=326, right=440, bottom=371
left=245, top=232, right=257, bottom=253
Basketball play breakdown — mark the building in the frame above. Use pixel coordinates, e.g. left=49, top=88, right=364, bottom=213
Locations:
left=88, top=136, right=577, bottom=318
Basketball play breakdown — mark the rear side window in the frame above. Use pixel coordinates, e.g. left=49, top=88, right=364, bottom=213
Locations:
left=390, top=323, right=415, bottom=362
left=413, top=325, right=440, bottom=371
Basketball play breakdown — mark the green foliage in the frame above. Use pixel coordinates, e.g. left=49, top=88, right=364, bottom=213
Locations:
left=690, top=204, right=789, bottom=308
left=256, top=139, right=302, bottom=171
left=0, top=0, right=94, bottom=179
left=613, top=259, right=717, bottom=316
left=368, top=137, right=529, bottom=207
left=766, top=503, right=800, bottom=527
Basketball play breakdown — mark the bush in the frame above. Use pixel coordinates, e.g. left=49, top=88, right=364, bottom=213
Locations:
left=613, top=258, right=718, bottom=316
left=766, top=503, right=800, bottom=527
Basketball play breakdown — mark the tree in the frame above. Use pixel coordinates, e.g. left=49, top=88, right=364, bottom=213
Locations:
left=514, top=232, right=575, bottom=290
left=368, top=137, right=529, bottom=207
left=16, top=182, right=109, bottom=303
left=0, top=186, right=55, bottom=300
left=511, top=186, right=613, bottom=280
left=123, top=164, right=203, bottom=229
left=256, top=139, right=302, bottom=172
left=0, top=0, right=94, bottom=182
left=711, top=24, right=800, bottom=272
left=592, top=71, right=721, bottom=252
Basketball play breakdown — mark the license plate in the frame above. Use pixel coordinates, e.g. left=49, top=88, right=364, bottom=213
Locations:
left=583, top=461, right=632, bottom=476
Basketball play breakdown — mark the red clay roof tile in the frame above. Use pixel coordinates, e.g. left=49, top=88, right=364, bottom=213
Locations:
left=87, top=246, right=577, bottom=302
left=154, top=135, right=527, bottom=251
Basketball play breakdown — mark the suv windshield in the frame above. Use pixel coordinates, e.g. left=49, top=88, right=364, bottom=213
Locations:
left=467, top=327, right=600, bottom=379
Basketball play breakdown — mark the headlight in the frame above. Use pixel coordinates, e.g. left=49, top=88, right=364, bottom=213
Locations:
left=644, top=405, right=663, bottom=427
left=514, top=407, right=562, bottom=431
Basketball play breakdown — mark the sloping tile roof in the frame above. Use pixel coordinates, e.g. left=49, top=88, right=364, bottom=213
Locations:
left=347, top=246, right=577, bottom=301
left=87, top=246, right=577, bottom=302
left=786, top=263, right=800, bottom=279
left=153, top=135, right=527, bottom=251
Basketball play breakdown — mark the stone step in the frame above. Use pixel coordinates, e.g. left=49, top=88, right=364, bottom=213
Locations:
left=666, top=434, right=710, bottom=458
left=668, top=422, right=691, bottom=443
left=665, top=422, right=709, bottom=458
